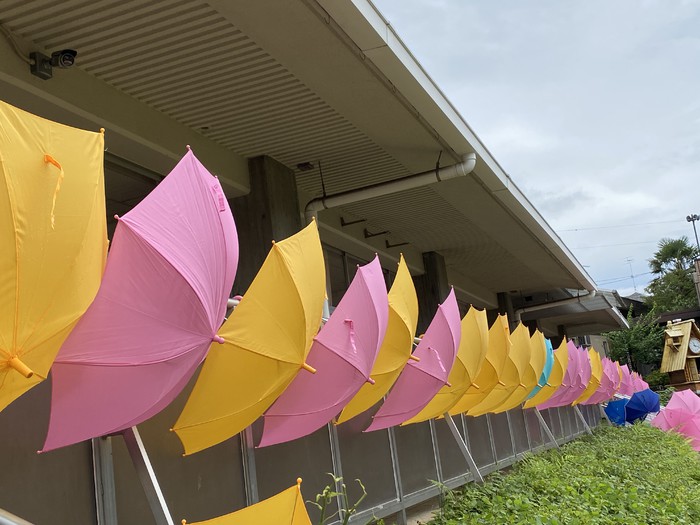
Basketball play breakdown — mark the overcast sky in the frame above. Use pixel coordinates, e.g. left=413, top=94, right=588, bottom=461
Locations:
left=372, top=0, right=700, bottom=296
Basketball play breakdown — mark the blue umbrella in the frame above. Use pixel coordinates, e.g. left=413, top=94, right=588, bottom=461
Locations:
left=604, top=398, right=628, bottom=426
left=527, top=338, right=555, bottom=400
left=625, top=388, right=660, bottom=424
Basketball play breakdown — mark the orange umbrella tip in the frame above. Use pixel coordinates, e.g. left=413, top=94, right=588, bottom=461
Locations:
left=409, top=354, right=421, bottom=362
left=182, top=520, right=188, bottom=525
left=99, top=127, right=105, bottom=134
left=297, top=477, right=303, bottom=485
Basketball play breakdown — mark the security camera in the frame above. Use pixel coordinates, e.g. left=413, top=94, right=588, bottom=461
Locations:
left=50, top=49, right=77, bottom=68
left=30, top=49, right=78, bottom=80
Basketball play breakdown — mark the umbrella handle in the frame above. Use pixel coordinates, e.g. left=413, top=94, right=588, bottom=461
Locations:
left=409, top=354, right=421, bottom=362
left=8, top=356, right=34, bottom=378
left=301, top=362, right=317, bottom=374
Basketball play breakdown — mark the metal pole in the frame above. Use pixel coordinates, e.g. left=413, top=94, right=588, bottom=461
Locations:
left=531, top=408, right=560, bottom=450
left=387, top=427, right=407, bottom=525
left=240, top=427, right=259, bottom=505
left=687, top=214, right=700, bottom=250
left=442, top=414, right=483, bottom=483
left=573, top=405, right=593, bottom=435
left=91, top=437, right=118, bottom=525
left=327, top=423, right=346, bottom=522
left=428, top=420, right=444, bottom=484
left=121, top=427, right=175, bottom=525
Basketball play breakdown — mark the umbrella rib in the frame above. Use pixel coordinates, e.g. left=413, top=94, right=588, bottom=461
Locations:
left=15, top=178, right=104, bottom=360
left=0, top=160, right=20, bottom=354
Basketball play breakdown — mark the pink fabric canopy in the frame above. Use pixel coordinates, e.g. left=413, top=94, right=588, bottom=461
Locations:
left=365, top=289, right=460, bottom=432
left=537, top=341, right=580, bottom=410
left=618, top=365, right=635, bottom=396
left=258, top=256, right=388, bottom=447
left=43, top=150, right=238, bottom=452
left=583, top=358, right=617, bottom=405
left=652, top=390, right=700, bottom=451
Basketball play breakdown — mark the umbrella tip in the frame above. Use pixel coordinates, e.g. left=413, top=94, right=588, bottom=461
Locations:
left=182, top=520, right=187, bottom=525
left=212, top=335, right=225, bottom=344
left=99, top=127, right=105, bottom=134
left=297, top=477, right=303, bottom=486
left=114, top=214, right=119, bottom=220
left=186, top=144, right=191, bottom=150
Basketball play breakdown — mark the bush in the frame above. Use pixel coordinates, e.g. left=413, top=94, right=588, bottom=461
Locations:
left=425, top=424, right=700, bottom=525
left=644, top=369, right=670, bottom=391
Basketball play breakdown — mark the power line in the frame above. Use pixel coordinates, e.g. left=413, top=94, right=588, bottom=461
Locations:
left=573, top=241, right=658, bottom=249
left=558, top=219, right=680, bottom=232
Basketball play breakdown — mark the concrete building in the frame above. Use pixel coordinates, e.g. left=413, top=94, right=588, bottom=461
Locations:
left=0, top=1, right=620, bottom=523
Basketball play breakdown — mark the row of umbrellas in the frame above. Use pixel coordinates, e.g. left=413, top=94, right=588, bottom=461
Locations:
left=1, top=101, right=649, bottom=461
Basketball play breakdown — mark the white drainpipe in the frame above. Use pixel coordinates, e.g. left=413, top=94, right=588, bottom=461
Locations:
left=304, top=153, right=477, bottom=223
left=513, top=290, right=597, bottom=323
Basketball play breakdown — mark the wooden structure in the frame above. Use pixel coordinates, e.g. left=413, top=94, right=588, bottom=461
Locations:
left=660, top=319, right=700, bottom=392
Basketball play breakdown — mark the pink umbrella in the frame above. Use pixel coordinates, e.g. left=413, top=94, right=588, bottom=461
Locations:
left=666, top=389, right=700, bottom=416
left=537, top=341, right=580, bottom=409
left=584, top=358, right=618, bottom=404
left=653, top=390, right=700, bottom=451
left=631, top=372, right=649, bottom=392
left=618, top=365, right=635, bottom=396
left=364, top=289, right=460, bottom=432
left=258, top=256, right=388, bottom=447
left=42, top=150, right=238, bottom=452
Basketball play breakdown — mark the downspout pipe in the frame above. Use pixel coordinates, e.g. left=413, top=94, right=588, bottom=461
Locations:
left=304, top=153, right=477, bottom=223
left=513, top=290, right=597, bottom=323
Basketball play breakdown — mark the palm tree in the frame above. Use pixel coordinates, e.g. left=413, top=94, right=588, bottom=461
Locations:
left=648, top=236, right=699, bottom=275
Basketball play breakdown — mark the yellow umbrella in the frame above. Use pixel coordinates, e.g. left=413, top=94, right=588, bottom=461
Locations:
left=402, top=306, right=488, bottom=424
left=468, top=323, right=529, bottom=417
left=494, top=328, right=547, bottom=413
left=173, top=221, right=325, bottom=454
left=182, top=478, right=311, bottom=525
left=336, top=255, right=418, bottom=424
left=0, top=100, right=107, bottom=411
left=448, top=315, right=509, bottom=416
left=523, top=339, right=569, bottom=409
left=573, top=348, right=603, bottom=405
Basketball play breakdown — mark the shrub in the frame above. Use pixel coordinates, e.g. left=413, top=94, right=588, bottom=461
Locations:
left=424, top=424, right=700, bottom=525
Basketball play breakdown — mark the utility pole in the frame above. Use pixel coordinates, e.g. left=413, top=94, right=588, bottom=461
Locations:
left=625, top=257, right=637, bottom=292
left=688, top=214, right=700, bottom=306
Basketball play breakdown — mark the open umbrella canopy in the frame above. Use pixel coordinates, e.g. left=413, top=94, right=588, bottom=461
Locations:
left=583, top=358, right=616, bottom=405
left=337, top=255, right=418, bottom=424
left=651, top=409, right=686, bottom=432
left=526, top=336, right=554, bottom=401
left=523, top=338, right=568, bottom=409
left=403, top=306, right=489, bottom=424
left=536, top=341, right=581, bottom=410
left=366, top=289, right=461, bottom=431
left=174, top=221, right=325, bottom=455
left=573, top=348, right=602, bottom=405
left=448, top=315, right=507, bottom=416
left=467, top=323, right=529, bottom=417
left=605, top=398, right=628, bottom=426
left=0, top=101, right=107, bottom=412
left=630, top=372, right=649, bottom=393
left=42, top=150, right=237, bottom=452
left=625, top=388, right=660, bottom=424
left=496, top=328, right=548, bottom=413
left=666, top=389, right=700, bottom=417
left=182, top=478, right=311, bottom=525
left=258, top=256, right=388, bottom=447
left=618, top=365, right=635, bottom=396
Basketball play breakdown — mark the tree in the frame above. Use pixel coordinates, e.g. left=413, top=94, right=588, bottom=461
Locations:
left=645, top=236, right=699, bottom=313
left=606, top=305, right=664, bottom=371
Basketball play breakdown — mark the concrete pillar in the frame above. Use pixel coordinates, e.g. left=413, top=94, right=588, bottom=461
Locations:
left=413, top=251, right=450, bottom=334
left=231, top=155, right=303, bottom=293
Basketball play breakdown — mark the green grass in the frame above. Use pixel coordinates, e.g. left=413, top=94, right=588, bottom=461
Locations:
left=425, top=424, right=700, bottom=525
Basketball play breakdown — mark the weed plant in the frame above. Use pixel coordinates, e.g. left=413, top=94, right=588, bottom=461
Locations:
left=425, top=424, right=700, bottom=525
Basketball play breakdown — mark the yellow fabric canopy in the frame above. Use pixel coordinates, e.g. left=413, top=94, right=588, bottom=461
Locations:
left=523, top=339, right=569, bottom=409
left=402, top=306, right=489, bottom=424
left=468, top=322, right=528, bottom=417
left=182, top=479, right=311, bottom=525
left=336, top=255, right=418, bottom=424
left=573, top=348, right=603, bottom=405
left=0, top=101, right=107, bottom=411
left=448, top=315, right=508, bottom=416
left=173, top=221, right=326, bottom=454
left=494, top=328, right=547, bottom=413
